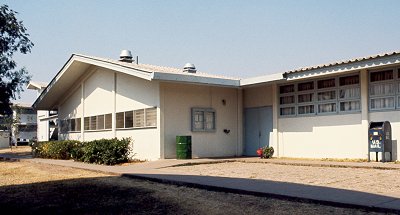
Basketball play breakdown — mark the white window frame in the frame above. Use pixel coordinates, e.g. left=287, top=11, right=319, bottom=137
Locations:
left=278, top=73, right=361, bottom=117
left=297, top=81, right=315, bottom=116
left=369, top=68, right=397, bottom=111
left=338, top=74, right=361, bottom=113
left=279, top=84, right=296, bottom=117
left=191, top=108, right=216, bottom=132
left=116, top=107, right=158, bottom=130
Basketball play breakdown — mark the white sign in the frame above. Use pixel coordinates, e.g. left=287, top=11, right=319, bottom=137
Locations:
left=370, top=139, right=381, bottom=148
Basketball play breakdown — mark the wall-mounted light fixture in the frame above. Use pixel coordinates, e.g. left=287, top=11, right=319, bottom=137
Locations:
left=222, top=99, right=226, bottom=106
left=223, top=129, right=230, bottom=134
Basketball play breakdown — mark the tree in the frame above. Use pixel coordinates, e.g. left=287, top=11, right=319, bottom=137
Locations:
left=0, top=4, right=33, bottom=115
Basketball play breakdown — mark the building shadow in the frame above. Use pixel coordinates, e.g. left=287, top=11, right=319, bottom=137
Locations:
left=1, top=163, right=399, bottom=214
left=122, top=173, right=400, bottom=213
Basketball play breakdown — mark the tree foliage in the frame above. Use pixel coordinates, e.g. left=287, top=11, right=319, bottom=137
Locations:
left=0, top=4, right=33, bottom=115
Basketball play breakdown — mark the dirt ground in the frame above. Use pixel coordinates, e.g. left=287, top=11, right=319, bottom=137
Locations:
left=0, top=160, right=394, bottom=215
left=164, top=162, right=400, bottom=198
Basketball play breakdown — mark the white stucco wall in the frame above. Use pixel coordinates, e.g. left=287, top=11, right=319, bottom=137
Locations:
left=59, top=85, right=83, bottom=120
left=37, top=110, right=49, bottom=141
left=278, top=114, right=365, bottom=159
left=161, top=83, right=239, bottom=158
left=115, top=72, right=160, bottom=161
left=57, top=68, right=161, bottom=160
left=84, top=70, right=113, bottom=116
left=243, top=85, right=273, bottom=108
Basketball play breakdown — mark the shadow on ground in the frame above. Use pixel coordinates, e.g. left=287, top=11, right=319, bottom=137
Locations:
left=123, top=173, right=400, bottom=213
left=0, top=176, right=182, bottom=214
left=1, top=171, right=399, bottom=214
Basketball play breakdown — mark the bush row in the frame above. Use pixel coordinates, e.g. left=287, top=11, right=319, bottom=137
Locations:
left=31, top=138, right=131, bottom=165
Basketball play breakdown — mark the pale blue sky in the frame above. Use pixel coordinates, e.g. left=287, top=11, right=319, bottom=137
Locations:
left=4, top=0, right=400, bottom=103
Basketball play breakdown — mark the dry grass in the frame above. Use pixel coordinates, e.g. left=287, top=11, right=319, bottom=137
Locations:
left=0, top=160, right=392, bottom=215
left=0, top=146, right=32, bottom=157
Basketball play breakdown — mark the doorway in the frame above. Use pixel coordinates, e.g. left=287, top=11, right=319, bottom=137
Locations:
left=244, top=106, right=273, bottom=156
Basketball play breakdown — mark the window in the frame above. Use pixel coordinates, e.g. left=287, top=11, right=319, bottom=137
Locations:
left=191, top=108, right=215, bottom=132
left=370, top=70, right=393, bottom=82
left=298, top=93, right=313, bottom=103
left=82, top=114, right=112, bottom=131
left=339, top=75, right=361, bottom=113
left=75, top=118, right=81, bottom=131
left=340, top=101, right=360, bottom=112
left=105, top=114, right=112, bottom=129
left=70, top=119, right=75, bottom=131
left=369, top=69, right=396, bottom=111
left=298, top=81, right=314, bottom=91
left=145, top=108, right=157, bottom=127
left=298, top=105, right=314, bottom=115
left=280, top=84, right=294, bottom=94
left=115, top=108, right=157, bottom=129
left=279, top=84, right=296, bottom=116
left=124, top=111, right=133, bottom=128
left=84, top=117, right=90, bottom=131
left=317, top=78, right=335, bottom=89
left=279, top=73, right=361, bottom=117
left=134, top=109, right=145, bottom=127
left=90, top=116, right=97, bottom=130
left=116, top=112, right=124, bottom=128
left=97, top=115, right=105, bottom=130
left=318, top=91, right=336, bottom=101
left=68, top=118, right=81, bottom=132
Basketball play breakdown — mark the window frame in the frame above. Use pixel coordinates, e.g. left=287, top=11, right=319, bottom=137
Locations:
left=338, top=74, right=361, bottom=113
left=116, top=107, right=158, bottom=130
left=278, top=72, right=361, bottom=117
left=191, top=107, right=216, bottom=132
left=279, top=84, right=296, bottom=117
left=368, top=68, right=398, bottom=111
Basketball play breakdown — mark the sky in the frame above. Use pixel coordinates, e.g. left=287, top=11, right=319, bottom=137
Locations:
left=4, top=0, right=400, bottom=104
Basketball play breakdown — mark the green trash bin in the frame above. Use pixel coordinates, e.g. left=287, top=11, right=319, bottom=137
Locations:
left=176, top=136, right=192, bottom=159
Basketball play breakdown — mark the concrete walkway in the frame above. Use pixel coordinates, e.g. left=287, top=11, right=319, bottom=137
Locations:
left=1, top=151, right=399, bottom=213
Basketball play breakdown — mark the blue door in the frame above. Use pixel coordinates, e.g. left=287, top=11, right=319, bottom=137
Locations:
left=244, top=106, right=273, bottom=156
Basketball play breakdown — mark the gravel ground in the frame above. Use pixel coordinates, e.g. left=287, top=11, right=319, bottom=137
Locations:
left=164, top=162, right=400, bottom=198
left=0, top=161, right=392, bottom=214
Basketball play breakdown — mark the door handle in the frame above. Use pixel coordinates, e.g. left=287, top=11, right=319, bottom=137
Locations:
left=259, top=131, right=261, bottom=137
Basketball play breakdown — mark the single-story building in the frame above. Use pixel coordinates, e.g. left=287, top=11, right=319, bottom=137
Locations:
left=33, top=50, right=400, bottom=161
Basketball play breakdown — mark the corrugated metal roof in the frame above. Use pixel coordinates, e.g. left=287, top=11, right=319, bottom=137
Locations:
left=284, top=51, right=400, bottom=75
left=74, top=54, right=240, bottom=80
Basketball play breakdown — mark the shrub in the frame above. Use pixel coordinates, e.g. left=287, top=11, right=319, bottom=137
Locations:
left=80, top=138, right=131, bottom=165
left=261, top=146, right=274, bottom=159
left=31, top=140, right=80, bottom=159
left=31, top=138, right=132, bottom=165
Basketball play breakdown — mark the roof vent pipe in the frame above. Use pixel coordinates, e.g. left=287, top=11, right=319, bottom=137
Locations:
left=183, top=63, right=196, bottom=73
left=119, top=50, right=134, bottom=63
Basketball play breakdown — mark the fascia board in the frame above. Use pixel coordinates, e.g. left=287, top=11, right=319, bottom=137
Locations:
left=33, top=55, right=153, bottom=109
left=74, top=56, right=152, bottom=81
left=240, top=73, right=284, bottom=86
left=151, top=72, right=240, bottom=87
left=286, top=55, right=400, bottom=80
left=32, top=56, right=75, bottom=109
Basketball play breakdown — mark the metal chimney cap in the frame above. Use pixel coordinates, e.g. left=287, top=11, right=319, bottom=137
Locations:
left=120, top=50, right=133, bottom=58
left=183, top=63, right=196, bottom=73
left=183, top=63, right=195, bottom=69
